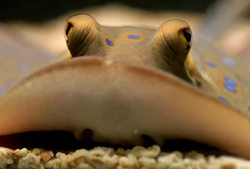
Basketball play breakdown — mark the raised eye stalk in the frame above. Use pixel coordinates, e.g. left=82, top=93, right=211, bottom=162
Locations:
left=153, top=19, right=192, bottom=81
left=65, top=14, right=100, bottom=57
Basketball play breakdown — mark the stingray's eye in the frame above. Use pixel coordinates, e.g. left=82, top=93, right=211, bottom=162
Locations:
left=65, top=14, right=100, bottom=57
left=179, top=28, right=192, bottom=50
left=182, top=29, right=191, bottom=42
left=153, top=19, right=192, bottom=58
left=65, top=22, right=73, bottom=39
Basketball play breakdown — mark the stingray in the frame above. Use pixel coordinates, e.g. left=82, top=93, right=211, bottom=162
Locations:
left=0, top=1, right=249, bottom=159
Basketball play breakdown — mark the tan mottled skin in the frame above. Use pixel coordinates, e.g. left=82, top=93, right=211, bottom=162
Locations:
left=0, top=14, right=249, bottom=158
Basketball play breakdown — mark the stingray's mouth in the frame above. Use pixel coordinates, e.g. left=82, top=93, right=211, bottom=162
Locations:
left=0, top=131, right=231, bottom=156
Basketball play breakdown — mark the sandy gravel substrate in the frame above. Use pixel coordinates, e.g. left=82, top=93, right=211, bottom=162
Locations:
left=0, top=145, right=249, bottom=169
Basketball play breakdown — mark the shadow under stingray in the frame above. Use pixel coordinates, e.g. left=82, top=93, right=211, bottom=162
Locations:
left=0, top=131, right=233, bottom=157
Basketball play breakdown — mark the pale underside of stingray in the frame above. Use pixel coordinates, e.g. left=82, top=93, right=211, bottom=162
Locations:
left=0, top=0, right=249, bottom=159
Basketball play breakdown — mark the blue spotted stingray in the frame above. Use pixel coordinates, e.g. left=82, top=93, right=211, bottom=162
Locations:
left=0, top=10, right=249, bottom=159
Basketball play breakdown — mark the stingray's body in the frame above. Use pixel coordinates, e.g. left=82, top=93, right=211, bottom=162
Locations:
left=0, top=13, right=249, bottom=159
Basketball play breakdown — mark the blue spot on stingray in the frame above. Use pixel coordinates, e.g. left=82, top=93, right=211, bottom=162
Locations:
left=224, top=77, right=237, bottom=86
left=224, top=83, right=236, bottom=93
left=218, top=97, right=230, bottom=105
left=127, top=34, right=140, bottom=39
left=0, top=87, right=7, bottom=95
left=222, top=56, right=236, bottom=67
left=205, top=62, right=216, bottom=68
left=105, top=39, right=114, bottom=46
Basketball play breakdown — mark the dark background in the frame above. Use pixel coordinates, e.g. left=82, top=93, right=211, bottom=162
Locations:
left=0, top=0, right=217, bottom=22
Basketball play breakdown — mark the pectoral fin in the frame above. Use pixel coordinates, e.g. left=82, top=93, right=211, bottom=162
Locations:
left=0, top=57, right=249, bottom=158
